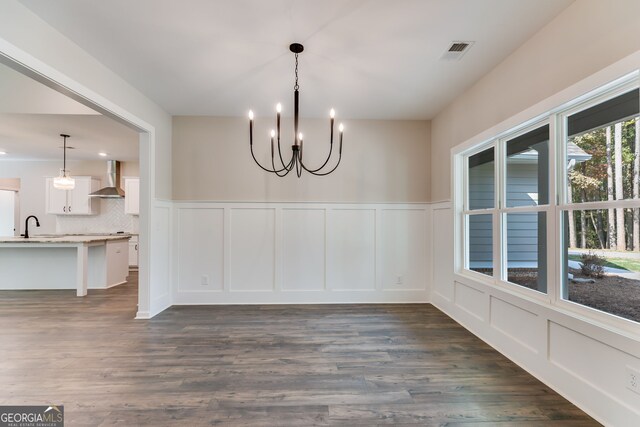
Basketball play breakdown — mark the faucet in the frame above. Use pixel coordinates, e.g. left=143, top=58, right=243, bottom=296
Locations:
left=24, top=215, right=40, bottom=239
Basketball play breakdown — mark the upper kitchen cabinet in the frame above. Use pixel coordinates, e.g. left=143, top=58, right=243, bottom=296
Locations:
left=45, top=177, right=100, bottom=215
left=124, top=178, right=139, bottom=215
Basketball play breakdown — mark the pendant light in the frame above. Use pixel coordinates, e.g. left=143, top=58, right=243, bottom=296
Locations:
left=53, top=134, right=75, bottom=190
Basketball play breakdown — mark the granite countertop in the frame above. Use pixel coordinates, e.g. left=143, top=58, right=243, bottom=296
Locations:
left=0, top=235, right=132, bottom=244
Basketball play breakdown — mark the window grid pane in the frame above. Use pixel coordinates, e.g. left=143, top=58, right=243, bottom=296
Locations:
left=467, top=213, right=493, bottom=277
left=562, top=209, right=640, bottom=323
left=565, top=89, right=639, bottom=205
left=506, top=125, right=549, bottom=208
left=505, top=212, right=547, bottom=294
left=468, top=147, right=495, bottom=210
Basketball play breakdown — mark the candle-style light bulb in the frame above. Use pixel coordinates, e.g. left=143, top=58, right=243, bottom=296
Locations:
left=330, top=108, right=335, bottom=118
left=248, top=110, right=254, bottom=120
left=339, top=123, right=344, bottom=133
left=298, top=133, right=303, bottom=141
left=276, top=103, right=282, bottom=113
left=270, top=129, right=276, bottom=138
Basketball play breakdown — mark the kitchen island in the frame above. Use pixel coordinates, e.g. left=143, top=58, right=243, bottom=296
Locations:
left=0, top=235, right=131, bottom=296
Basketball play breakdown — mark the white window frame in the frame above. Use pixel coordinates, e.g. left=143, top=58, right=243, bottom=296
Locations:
left=462, top=142, right=497, bottom=283
left=456, top=71, right=640, bottom=334
left=498, top=120, right=553, bottom=302
left=554, top=79, right=640, bottom=330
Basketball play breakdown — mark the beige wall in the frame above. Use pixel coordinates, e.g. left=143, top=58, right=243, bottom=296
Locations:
left=0, top=160, right=139, bottom=234
left=430, top=0, right=640, bottom=202
left=172, top=117, right=430, bottom=202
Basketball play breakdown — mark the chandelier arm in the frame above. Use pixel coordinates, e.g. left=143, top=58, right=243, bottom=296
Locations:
left=271, top=146, right=294, bottom=177
left=249, top=122, right=291, bottom=173
left=279, top=155, right=295, bottom=177
left=275, top=137, right=288, bottom=170
left=275, top=113, right=288, bottom=169
left=299, top=117, right=335, bottom=172
left=300, top=140, right=334, bottom=173
left=302, top=136, right=343, bottom=176
left=250, top=141, right=289, bottom=173
left=304, top=151, right=342, bottom=176
left=295, top=152, right=303, bottom=178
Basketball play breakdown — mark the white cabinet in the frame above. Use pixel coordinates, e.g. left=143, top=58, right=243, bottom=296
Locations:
left=124, top=178, right=139, bottom=215
left=45, top=177, right=100, bottom=215
left=128, top=235, right=139, bottom=268
left=106, top=239, right=129, bottom=286
left=46, top=181, right=68, bottom=214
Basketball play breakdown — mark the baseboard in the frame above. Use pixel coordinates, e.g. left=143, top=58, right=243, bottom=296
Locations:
left=135, top=310, right=151, bottom=319
left=173, top=289, right=430, bottom=305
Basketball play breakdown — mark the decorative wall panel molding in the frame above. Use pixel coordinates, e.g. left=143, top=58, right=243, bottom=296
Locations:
left=172, top=202, right=430, bottom=304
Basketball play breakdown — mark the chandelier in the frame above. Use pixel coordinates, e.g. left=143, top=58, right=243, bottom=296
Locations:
left=248, top=43, right=343, bottom=177
left=53, top=134, right=75, bottom=190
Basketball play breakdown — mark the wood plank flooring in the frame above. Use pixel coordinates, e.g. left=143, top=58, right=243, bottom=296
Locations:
left=0, top=273, right=599, bottom=426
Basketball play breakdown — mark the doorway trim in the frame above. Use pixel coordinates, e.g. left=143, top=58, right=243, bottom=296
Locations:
left=0, top=37, right=158, bottom=318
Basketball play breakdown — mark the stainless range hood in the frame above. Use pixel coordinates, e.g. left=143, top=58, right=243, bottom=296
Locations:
left=89, top=160, right=125, bottom=198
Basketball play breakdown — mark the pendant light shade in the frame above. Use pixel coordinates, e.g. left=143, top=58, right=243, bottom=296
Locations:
left=53, top=134, right=75, bottom=190
left=53, top=169, right=75, bottom=190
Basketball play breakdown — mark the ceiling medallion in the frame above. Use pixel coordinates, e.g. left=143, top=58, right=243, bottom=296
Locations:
left=248, top=43, right=343, bottom=177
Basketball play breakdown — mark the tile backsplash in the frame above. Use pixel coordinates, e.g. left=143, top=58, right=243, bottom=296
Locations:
left=56, top=198, right=139, bottom=234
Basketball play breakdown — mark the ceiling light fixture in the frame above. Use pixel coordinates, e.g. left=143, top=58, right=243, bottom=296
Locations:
left=98, top=152, right=108, bottom=157
left=0, top=151, right=6, bottom=155
left=248, top=43, right=344, bottom=177
left=53, top=134, right=75, bottom=190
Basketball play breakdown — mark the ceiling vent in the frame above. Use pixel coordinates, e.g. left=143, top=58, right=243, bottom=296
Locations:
left=441, top=41, right=474, bottom=61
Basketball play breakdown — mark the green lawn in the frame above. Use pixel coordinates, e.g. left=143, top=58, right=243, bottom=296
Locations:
left=568, top=255, right=640, bottom=272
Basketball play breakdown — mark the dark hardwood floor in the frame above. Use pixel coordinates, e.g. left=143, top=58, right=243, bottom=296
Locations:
left=0, top=273, right=599, bottom=426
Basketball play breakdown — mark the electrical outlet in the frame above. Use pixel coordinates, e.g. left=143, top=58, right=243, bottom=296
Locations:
left=626, top=366, right=640, bottom=394
left=201, top=275, right=209, bottom=286
left=395, top=275, right=404, bottom=285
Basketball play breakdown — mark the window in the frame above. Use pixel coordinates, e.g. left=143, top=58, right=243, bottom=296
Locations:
left=465, top=147, right=495, bottom=277
left=463, top=125, right=550, bottom=294
left=459, top=76, right=640, bottom=325
left=561, top=88, right=640, bottom=323
left=503, top=125, right=550, bottom=293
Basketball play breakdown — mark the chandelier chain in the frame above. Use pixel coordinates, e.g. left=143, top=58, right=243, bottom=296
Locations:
left=294, top=53, right=299, bottom=91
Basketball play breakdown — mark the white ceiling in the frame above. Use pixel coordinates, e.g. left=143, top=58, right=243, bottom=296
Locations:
left=0, top=63, right=139, bottom=161
left=0, top=112, right=139, bottom=162
left=20, top=0, right=573, bottom=119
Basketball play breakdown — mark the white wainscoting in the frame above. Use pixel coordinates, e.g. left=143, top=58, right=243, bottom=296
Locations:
left=172, top=202, right=430, bottom=304
left=429, top=201, right=640, bottom=427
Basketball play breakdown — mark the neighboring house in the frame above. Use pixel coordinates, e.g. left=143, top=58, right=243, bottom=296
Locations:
left=468, top=141, right=591, bottom=270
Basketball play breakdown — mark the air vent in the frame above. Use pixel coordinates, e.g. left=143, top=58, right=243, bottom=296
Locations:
left=441, top=41, right=474, bottom=61
left=448, top=42, right=469, bottom=52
